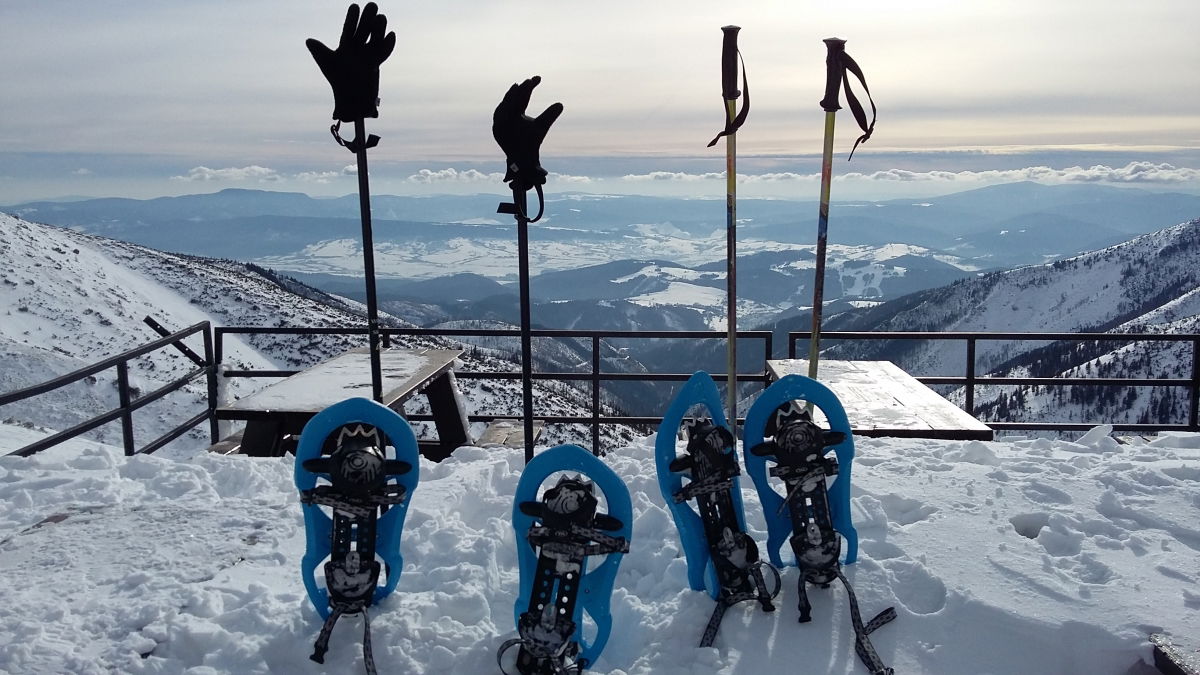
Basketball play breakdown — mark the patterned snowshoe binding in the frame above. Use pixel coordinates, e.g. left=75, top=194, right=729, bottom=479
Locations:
left=744, top=375, right=896, bottom=675
left=501, top=444, right=632, bottom=675
left=655, top=371, right=778, bottom=647
left=294, top=398, right=420, bottom=672
left=743, top=374, right=857, bottom=568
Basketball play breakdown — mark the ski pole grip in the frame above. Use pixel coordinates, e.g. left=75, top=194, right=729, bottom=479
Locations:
left=720, top=25, right=742, bottom=100
left=820, top=37, right=846, bottom=112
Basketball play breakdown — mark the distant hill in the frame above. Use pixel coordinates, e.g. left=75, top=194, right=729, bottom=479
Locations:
left=825, top=217, right=1200, bottom=428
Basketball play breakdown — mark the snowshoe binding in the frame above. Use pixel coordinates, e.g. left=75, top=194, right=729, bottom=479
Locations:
left=656, top=371, right=779, bottom=647
left=744, top=375, right=896, bottom=675
left=294, top=397, right=420, bottom=675
left=499, top=444, right=632, bottom=675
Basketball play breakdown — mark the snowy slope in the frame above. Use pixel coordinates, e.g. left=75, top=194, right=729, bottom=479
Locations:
left=837, top=219, right=1200, bottom=373
left=1, top=423, right=1197, bottom=674
left=0, top=214, right=634, bottom=452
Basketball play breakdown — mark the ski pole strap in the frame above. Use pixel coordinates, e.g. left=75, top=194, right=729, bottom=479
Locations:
left=311, top=603, right=379, bottom=675
left=835, top=568, right=896, bottom=675
left=819, top=39, right=876, bottom=160
left=706, top=54, right=749, bottom=147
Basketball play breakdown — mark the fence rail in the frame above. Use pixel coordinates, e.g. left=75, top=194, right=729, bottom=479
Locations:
left=787, top=330, right=1200, bottom=433
left=215, top=326, right=774, bottom=455
left=0, top=321, right=217, bottom=457
left=6, top=325, right=1200, bottom=457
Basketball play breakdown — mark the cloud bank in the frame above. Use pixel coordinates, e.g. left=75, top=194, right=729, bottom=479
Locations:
left=618, top=162, right=1199, bottom=186
left=841, top=162, right=1200, bottom=184
left=170, top=166, right=282, bottom=183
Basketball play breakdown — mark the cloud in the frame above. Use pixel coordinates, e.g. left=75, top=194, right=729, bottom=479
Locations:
left=404, top=168, right=502, bottom=184
left=621, top=171, right=819, bottom=183
left=548, top=172, right=593, bottom=184
left=621, top=171, right=725, bottom=182
left=294, top=170, right=341, bottom=183
left=72, top=168, right=93, bottom=176
left=840, top=162, right=1200, bottom=184
left=342, top=164, right=357, bottom=176
left=171, top=165, right=282, bottom=182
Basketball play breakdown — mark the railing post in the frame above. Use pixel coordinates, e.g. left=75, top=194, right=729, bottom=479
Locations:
left=204, top=324, right=219, bottom=445
left=764, top=331, right=774, bottom=390
left=116, top=362, right=135, bottom=456
left=592, top=335, right=601, bottom=456
left=965, top=337, right=977, bottom=415
left=1191, top=339, right=1200, bottom=430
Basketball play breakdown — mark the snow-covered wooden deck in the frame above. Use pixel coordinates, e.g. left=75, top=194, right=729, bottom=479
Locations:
left=767, top=359, right=994, bottom=440
left=215, top=347, right=467, bottom=457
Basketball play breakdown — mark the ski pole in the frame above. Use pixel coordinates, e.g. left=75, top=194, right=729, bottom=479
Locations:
left=352, top=118, right=384, bottom=403
left=492, top=76, right=563, bottom=463
left=307, top=2, right=396, bottom=403
left=807, top=37, right=876, bottom=381
left=708, top=25, right=748, bottom=431
left=808, top=38, right=843, bottom=381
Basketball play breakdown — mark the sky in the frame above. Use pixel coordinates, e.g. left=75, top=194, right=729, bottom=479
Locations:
left=1, top=0, right=1198, bottom=204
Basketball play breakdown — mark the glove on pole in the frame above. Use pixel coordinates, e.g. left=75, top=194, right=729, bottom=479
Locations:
left=307, top=3, right=396, bottom=402
left=493, top=76, right=563, bottom=462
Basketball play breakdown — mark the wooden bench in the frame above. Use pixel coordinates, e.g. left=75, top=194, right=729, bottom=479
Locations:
left=214, top=348, right=470, bottom=458
left=477, top=419, right=544, bottom=448
left=767, top=359, right=993, bottom=441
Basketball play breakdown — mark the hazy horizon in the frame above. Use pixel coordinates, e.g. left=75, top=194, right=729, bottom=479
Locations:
left=2, top=1, right=1197, bottom=203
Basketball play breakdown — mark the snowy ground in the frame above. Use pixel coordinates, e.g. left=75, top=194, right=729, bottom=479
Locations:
left=1, top=423, right=1198, bottom=674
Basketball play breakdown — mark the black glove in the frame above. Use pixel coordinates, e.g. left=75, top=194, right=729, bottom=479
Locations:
left=307, top=3, right=396, bottom=123
left=492, top=76, right=563, bottom=192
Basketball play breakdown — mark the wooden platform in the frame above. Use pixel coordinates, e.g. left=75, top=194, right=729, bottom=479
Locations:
left=215, top=348, right=469, bottom=457
left=767, top=359, right=993, bottom=441
left=477, top=419, right=544, bottom=448
left=1153, top=634, right=1200, bottom=675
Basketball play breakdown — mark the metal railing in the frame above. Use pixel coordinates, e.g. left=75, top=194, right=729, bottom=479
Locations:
left=215, top=326, right=774, bottom=455
left=788, top=330, right=1200, bottom=433
left=9, top=325, right=1200, bottom=458
left=0, top=321, right=218, bottom=457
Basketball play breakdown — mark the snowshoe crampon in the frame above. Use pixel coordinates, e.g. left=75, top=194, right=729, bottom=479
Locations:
left=294, top=397, right=420, bottom=674
left=655, top=371, right=780, bottom=647
left=499, top=444, right=632, bottom=675
left=744, top=375, right=895, bottom=675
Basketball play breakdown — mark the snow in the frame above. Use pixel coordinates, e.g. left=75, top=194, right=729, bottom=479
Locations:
left=2, top=420, right=1196, bottom=674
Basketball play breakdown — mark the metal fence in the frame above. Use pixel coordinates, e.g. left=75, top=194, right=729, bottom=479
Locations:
left=6, top=325, right=1200, bottom=457
left=215, top=326, right=775, bottom=456
left=0, top=321, right=217, bottom=457
left=787, top=330, right=1200, bottom=434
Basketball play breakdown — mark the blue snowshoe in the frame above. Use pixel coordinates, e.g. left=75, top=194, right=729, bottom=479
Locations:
left=294, top=397, right=420, bottom=674
left=744, top=375, right=895, bottom=675
left=499, top=444, right=632, bottom=675
left=655, top=371, right=779, bottom=647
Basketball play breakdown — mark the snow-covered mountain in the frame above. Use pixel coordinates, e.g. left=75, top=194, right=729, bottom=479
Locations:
left=0, top=213, right=637, bottom=453
left=829, top=218, right=1200, bottom=428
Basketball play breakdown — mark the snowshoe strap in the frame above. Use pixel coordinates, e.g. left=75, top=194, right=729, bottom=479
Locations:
left=528, top=524, right=630, bottom=557
left=673, top=473, right=735, bottom=503
left=697, top=561, right=780, bottom=647
left=497, top=637, right=583, bottom=675
left=699, top=599, right=730, bottom=648
left=835, top=568, right=896, bottom=675
left=300, top=484, right=407, bottom=520
left=310, top=603, right=379, bottom=675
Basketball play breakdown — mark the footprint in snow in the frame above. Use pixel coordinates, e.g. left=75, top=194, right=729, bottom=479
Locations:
left=881, top=558, right=947, bottom=614
left=877, top=493, right=938, bottom=526
left=1021, top=480, right=1073, bottom=505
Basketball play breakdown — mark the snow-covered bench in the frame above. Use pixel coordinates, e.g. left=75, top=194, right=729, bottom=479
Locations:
left=767, top=359, right=993, bottom=440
